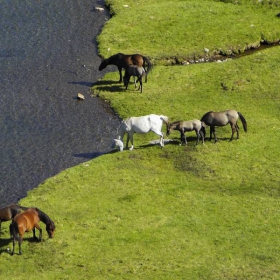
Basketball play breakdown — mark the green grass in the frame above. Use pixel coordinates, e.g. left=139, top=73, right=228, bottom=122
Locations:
left=98, top=0, right=280, bottom=63
left=1, top=0, right=280, bottom=279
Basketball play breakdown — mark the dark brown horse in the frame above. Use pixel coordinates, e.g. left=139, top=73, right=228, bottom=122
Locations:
left=200, top=109, right=247, bottom=142
left=10, top=207, right=55, bottom=255
left=98, top=53, right=152, bottom=82
left=0, top=204, right=29, bottom=234
left=166, top=119, right=206, bottom=145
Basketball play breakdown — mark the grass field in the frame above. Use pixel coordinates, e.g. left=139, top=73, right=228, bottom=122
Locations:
left=1, top=0, right=280, bottom=279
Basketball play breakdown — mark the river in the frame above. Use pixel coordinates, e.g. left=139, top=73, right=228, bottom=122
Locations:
left=0, top=0, right=120, bottom=207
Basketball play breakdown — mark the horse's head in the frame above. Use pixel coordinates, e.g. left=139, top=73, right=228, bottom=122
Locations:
left=46, top=221, right=55, bottom=238
left=98, top=58, right=107, bottom=71
left=166, top=123, right=172, bottom=136
left=116, top=121, right=129, bottom=142
left=112, top=139, right=124, bottom=151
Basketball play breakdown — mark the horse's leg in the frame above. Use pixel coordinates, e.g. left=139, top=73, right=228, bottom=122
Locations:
left=125, top=134, right=130, bottom=150
left=34, top=224, right=42, bottom=241
left=38, top=228, right=42, bottom=241
left=160, top=132, right=164, bottom=148
left=181, top=131, right=187, bottom=145
left=195, top=130, right=199, bottom=145
left=125, top=75, right=131, bottom=90
left=18, top=236, right=23, bottom=255
left=129, top=133, right=134, bottom=150
left=236, top=123, right=240, bottom=139
left=139, top=76, right=143, bottom=93
left=134, top=76, right=137, bottom=88
left=154, top=131, right=164, bottom=148
left=32, top=228, right=37, bottom=240
left=199, top=129, right=205, bottom=144
left=11, top=235, right=15, bottom=255
left=209, top=126, right=213, bottom=141
left=230, top=123, right=236, bottom=141
left=212, top=127, right=218, bottom=143
left=118, top=67, right=122, bottom=82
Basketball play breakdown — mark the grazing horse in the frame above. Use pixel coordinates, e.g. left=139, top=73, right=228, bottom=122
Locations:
left=117, top=114, right=168, bottom=150
left=111, top=139, right=124, bottom=151
left=10, top=207, right=55, bottom=255
left=98, top=53, right=152, bottom=82
left=200, top=109, right=247, bottom=142
left=166, top=120, right=206, bottom=145
left=0, top=204, right=29, bottom=235
left=123, top=65, right=146, bottom=93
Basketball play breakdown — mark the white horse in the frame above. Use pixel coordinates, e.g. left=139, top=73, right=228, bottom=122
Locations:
left=117, top=114, right=169, bottom=150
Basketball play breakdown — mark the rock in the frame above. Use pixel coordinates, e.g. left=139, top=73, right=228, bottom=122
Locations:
left=95, top=7, right=104, bottom=11
left=77, top=93, right=85, bottom=100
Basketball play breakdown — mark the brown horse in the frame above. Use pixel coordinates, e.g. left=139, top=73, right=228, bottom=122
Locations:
left=166, top=119, right=206, bottom=145
left=0, top=204, right=29, bottom=234
left=98, top=53, right=152, bottom=82
left=10, top=207, right=55, bottom=255
left=200, top=109, right=247, bottom=142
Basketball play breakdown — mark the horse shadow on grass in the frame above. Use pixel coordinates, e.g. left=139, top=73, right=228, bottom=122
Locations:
left=0, top=236, right=10, bottom=253
left=92, top=80, right=125, bottom=93
left=204, top=136, right=239, bottom=143
left=132, top=139, right=179, bottom=150
left=72, top=149, right=122, bottom=159
left=72, top=151, right=105, bottom=159
left=0, top=236, right=43, bottom=255
left=168, top=135, right=236, bottom=144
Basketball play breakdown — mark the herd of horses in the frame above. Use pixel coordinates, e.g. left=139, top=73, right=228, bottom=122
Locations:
left=113, top=111, right=247, bottom=151
left=0, top=204, right=55, bottom=255
left=99, top=53, right=247, bottom=150
left=0, top=53, right=247, bottom=256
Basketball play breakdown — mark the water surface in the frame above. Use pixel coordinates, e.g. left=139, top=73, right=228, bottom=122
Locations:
left=0, top=0, right=120, bottom=207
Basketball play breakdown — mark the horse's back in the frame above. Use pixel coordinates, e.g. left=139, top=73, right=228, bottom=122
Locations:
left=0, top=204, right=21, bottom=221
left=13, top=208, right=39, bottom=232
left=127, top=114, right=166, bottom=133
left=201, top=110, right=238, bottom=126
left=183, top=119, right=201, bottom=129
left=125, top=64, right=145, bottom=75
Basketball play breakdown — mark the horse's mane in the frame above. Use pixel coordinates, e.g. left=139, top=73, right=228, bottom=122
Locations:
left=34, top=208, right=53, bottom=225
left=201, top=111, right=213, bottom=120
left=171, top=120, right=183, bottom=125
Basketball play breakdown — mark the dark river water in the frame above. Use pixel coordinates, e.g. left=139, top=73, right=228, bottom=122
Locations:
left=0, top=0, right=120, bottom=208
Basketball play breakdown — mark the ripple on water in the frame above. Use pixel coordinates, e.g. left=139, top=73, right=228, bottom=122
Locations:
left=0, top=0, right=120, bottom=207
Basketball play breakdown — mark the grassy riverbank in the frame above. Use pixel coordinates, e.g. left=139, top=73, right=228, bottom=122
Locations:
left=98, top=0, right=280, bottom=64
left=1, top=0, right=280, bottom=279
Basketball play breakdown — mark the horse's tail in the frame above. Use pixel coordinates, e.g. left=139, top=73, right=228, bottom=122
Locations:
left=10, top=222, right=20, bottom=241
left=142, top=56, right=153, bottom=75
left=238, top=112, right=247, bottom=132
left=160, top=116, right=169, bottom=133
